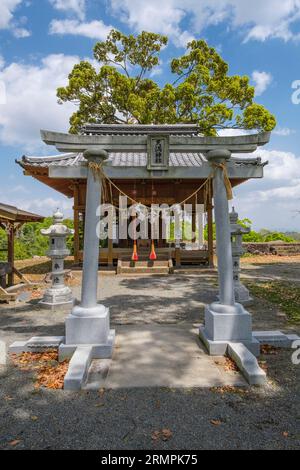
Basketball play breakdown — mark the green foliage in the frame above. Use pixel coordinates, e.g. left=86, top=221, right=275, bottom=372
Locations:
left=0, top=229, right=8, bottom=261
left=167, top=221, right=198, bottom=242
left=263, top=232, right=295, bottom=243
left=204, top=222, right=216, bottom=241
left=57, top=29, right=276, bottom=134
left=0, top=218, right=74, bottom=261
left=203, top=218, right=296, bottom=243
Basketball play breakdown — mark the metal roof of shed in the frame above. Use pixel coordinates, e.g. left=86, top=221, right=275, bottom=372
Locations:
left=0, top=203, right=44, bottom=223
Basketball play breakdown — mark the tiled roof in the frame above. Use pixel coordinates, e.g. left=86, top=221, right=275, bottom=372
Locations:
left=18, top=152, right=265, bottom=169
left=19, top=152, right=207, bottom=168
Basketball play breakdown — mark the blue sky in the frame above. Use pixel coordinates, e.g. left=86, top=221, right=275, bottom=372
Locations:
left=0, top=0, right=300, bottom=231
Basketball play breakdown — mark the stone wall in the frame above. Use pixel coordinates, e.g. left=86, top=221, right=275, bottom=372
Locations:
left=243, top=242, right=300, bottom=256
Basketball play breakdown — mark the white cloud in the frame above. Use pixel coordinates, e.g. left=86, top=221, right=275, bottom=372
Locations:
left=0, top=0, right=22, bottom=29
left=0, top=195, right=73, bottom=217
left=273, top=127, right=296, bottom=136
left=49, top=19, right=112, bottom=40
left=49, top=0, right=86, bottom=21
left=257, top=182, right=300, bottom=201
left=252, top=71, right=272, bottom=96
left=109, top=0, right=300, bottom=46
left=149, top=66, right=163, bottom=78
left=218, top=129, right=249, bottom=137
left=110, top=0, right=194, bottom=47
left=234, top=148, right=300, bottom=230
left=9, top=184, right=30, bottom=194
left=23, top=197, right=73, bottom=214
left=0, top=54, right=79, bottom=151
left=234, top=185, right=300, bottom=231
left=255, top=149, right=300, bottom=181
left=0, top=1, right=31, bottom=37
left=12, top=26, right=31, bottom=38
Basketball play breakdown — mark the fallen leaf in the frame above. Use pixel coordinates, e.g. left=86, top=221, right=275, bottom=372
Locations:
left=11, top=351, right=69, bottom=390
left=224, top=357, right=239, bottom=372
left=151, top=429, right=173, bottom=442
left=151, top=431, right=161, bottom=441
left=9, top=440, right=21, bottom=447
left=261, top=344, right=280, bottom=355
left=162, top=429, right=173, bottom=441
left=282, top=431, right=289, bottom=438
left=210, top=386, right=248, bottom=395
left=31, top=416, right=38, bottom=421
left=210, top=419, right=222, bottom=426
left=259, top=361, right=268, bottom=372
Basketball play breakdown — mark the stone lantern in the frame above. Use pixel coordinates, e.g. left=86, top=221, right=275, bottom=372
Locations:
left=230, top=207, right=253, bottom=305
left=40, top=209, right=74, bottom=307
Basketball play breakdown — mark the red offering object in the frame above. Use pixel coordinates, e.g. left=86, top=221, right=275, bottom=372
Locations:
left=149, top=240, right=157, bottom=260
left=131, top=240, right=139, bottom=261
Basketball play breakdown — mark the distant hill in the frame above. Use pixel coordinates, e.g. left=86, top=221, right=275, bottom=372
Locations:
left=285, top=232, right=300, bottom=241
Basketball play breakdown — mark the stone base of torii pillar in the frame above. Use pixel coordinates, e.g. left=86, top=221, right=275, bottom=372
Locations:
left=10, top=149, right=115, bottom=390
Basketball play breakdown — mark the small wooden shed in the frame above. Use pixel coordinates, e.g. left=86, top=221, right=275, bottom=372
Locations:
left=0, top=203, right=44, bottom=298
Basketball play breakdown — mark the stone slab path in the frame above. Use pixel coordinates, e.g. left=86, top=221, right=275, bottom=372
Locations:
left=84, top=324, right=246, bottom=389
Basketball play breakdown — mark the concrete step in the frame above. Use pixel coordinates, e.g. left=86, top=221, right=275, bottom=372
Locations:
left=117, top=259, right=172, bottom=274
left=121, top=260, right=170, bottom=267
left=120, top=268, right=169, bottom=274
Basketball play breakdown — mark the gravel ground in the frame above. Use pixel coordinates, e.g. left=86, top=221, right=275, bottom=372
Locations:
left=0, top=264, right=299, bottom=450
left=0, top=356, right=299, bottom=450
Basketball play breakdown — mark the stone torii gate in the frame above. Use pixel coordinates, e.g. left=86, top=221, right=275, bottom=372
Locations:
left=10, top=125, right=299, bottom=389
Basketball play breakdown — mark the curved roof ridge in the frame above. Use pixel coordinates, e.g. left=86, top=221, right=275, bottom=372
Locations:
left=22, top=153, right=77, bottom=163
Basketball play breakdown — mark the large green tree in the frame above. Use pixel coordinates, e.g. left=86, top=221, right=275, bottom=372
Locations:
left=57, top=30, right=276, bottom=135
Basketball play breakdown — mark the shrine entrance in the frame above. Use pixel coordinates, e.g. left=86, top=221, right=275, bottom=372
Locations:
left=12, top=123, right=277, bottom=390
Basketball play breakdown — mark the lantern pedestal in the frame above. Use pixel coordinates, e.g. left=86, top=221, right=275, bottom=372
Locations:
left=39, top=284, right=73, bottom=307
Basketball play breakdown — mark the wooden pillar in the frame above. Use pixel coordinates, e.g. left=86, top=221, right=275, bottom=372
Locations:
left=207, top=183, right=214, bottom=268
left=73, top=183, right=80, bottom=264
left=158, top=212, right=163, bottom=248
left=7, top=224, right=14, bottom=287
left=108, top=239, right=113, bottom=267
left=192, top=201, right=196, bottom=244
left=175, top=247, right=181, bottom=267
left=108, top=207, right=114, bottom=267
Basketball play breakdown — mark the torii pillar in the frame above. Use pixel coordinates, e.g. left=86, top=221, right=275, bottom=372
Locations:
left=199, top=149, right=261, bottom=360
left=59, top=148, right=115, bottom=388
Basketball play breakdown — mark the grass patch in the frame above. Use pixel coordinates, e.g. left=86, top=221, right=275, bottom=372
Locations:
left=247, top=281, right=300, bottom=324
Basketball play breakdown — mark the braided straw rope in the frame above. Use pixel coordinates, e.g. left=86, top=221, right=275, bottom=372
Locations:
left=211, top=162, right=233, bottom=200
left=88, top=159, right=233, bottom=210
